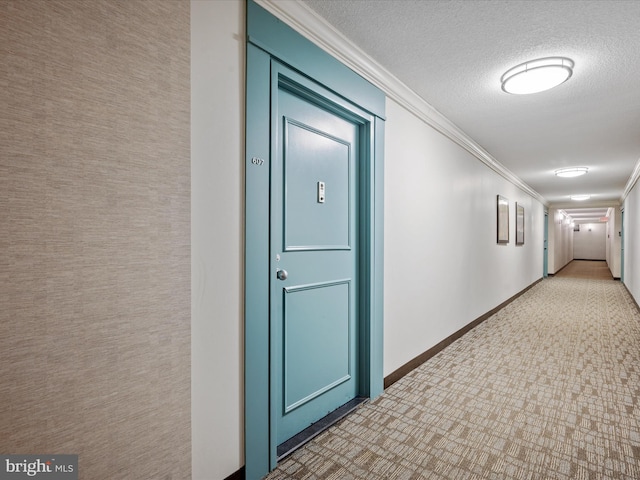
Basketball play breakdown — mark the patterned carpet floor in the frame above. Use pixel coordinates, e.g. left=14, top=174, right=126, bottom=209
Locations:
left=265, top=266, right=640, bottom=479
left=555, top=260, right=614, bottom=280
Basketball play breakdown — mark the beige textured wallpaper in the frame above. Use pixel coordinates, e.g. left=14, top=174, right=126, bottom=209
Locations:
left=0, top=1, right=191, bottom=478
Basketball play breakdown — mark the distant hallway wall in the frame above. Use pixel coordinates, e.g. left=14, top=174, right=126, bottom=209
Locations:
left=545, top=208, right=573, bottom=274
left=574, top=223, right=606, bottom=260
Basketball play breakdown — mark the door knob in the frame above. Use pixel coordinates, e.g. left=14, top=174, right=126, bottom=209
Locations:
left=276, top=269, right=288, bottom=281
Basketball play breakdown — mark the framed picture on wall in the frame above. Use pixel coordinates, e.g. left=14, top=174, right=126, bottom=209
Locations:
left=516, top=203, right=525, bottom=245
left=497, top=195, right=509, bottom=244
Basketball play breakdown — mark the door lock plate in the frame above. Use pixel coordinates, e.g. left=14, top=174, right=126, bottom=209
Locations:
left=317, top=181, right=325, bottom=203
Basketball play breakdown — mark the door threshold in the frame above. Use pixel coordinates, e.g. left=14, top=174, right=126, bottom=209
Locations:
left=277, top=396, right=368, bottom=461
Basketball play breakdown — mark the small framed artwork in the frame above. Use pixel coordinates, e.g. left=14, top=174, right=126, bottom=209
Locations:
left=516, top=203, right=525, bottom=245
left=497, top=195, right=509, bottom=244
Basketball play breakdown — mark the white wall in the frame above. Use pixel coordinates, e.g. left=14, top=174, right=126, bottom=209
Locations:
left=624, top=184, right=640, bottom=300
left=383, top=99, right=544, bottom=375
left=606, top=207, right=622, bottom=278
left=191, top=1, right=244, bottom=478
left=573, top=222, right=606, bottom=260
left=547, top=208, right=573, bottom=274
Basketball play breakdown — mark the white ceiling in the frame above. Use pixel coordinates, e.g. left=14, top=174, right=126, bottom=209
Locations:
left=298, top=0, right=640, bottom=211
left=562, top=207, right=611, bottom=224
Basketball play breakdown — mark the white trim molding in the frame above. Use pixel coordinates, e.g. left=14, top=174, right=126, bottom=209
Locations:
left=622, top=157, right=640, bottom=203
left=256, top=0, right=548, bottom=207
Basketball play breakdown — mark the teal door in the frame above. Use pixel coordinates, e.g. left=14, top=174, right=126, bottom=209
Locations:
left=245, top=5, right=385, bottom=475
left=271, top=67, right=360, bottom=447
left=543, top=212, right=549, bottom=277
left=621, top=210, right=625, bottom=283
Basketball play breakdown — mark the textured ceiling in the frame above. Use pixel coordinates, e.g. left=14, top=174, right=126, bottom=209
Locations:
left=300, top=0, right=640, bottom=208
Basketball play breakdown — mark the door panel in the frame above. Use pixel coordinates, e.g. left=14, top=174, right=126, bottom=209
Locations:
left=284, top=120, right=352, bottom=250
left=283, top=280, right=351, bottom=413
left=273, top=75, right=359, bottom=446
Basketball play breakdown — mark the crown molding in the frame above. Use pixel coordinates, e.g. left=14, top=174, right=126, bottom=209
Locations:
left=255, top=0, right=548, bottom=207
left=551, top=201, right=620, bottom=210
left=621, top=156, right=640, bottom=203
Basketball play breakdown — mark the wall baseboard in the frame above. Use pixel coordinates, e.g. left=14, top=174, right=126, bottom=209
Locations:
left=623, top=283, right=640, bottom=314
left=224, top=466, right=245, bottom=480
left=549, top=259, right=571, bottom=276
left=383, top=278, right=543, bottom=389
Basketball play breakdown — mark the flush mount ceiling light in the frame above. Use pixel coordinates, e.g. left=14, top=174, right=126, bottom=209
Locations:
left=501, top=57, right=574, bottom=95
left=555, top=167, right=588, bottom=178
left=570, top=194, right=591, bottom=201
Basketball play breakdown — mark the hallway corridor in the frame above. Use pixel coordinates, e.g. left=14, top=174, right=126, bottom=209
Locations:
left=555, top=260, right=615, bottom=280
left=265, top=268, right=640, bottom=479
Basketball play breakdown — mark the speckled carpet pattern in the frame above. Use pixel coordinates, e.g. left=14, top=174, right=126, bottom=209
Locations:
left=555, top=260, right=614, bottom=280
left=265, top=271, right=640, bottom=479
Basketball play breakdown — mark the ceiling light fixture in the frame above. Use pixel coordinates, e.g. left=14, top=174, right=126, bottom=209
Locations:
left=555, top=167, right=588, bottom=178
left=501, top=57, right=574, bottom=95
left=570, top=194, right=591, bottom=201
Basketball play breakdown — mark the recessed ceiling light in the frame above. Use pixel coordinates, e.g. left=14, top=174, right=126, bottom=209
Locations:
left=501, top=57, right=574, bottom=95
left=570, top=194, right=591, bottom=201
left=555, top=167, right=588, bottom=178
